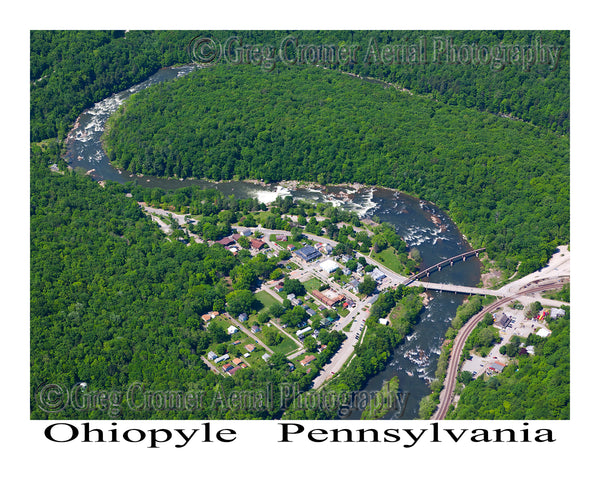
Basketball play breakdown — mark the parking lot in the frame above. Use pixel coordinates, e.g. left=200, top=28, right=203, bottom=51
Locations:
left=461, top=298, right=552, bottom=379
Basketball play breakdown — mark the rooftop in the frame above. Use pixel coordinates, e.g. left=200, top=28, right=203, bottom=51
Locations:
left=295, top=245, right=321, bottom=262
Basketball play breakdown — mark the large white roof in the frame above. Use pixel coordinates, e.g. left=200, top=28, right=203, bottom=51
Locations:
left=320, top=259, right=340, bottom=273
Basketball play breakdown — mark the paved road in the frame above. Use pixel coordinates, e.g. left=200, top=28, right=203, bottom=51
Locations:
left=311, top=299, right=371, bottom=389
left=269, top=318, right=304, bottom=349
left=431, top=280, right=568, bottom=420
left=226, top=314, right=274, bottom=355
left=201, top=355, right=222, bottom=375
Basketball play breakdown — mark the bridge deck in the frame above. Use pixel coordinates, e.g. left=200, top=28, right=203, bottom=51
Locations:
left=404, top=248, right=486, bottom=285
left=413, top=281, right=503, bottom=297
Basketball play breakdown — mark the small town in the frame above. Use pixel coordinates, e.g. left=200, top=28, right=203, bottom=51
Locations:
left=137, top=199, right=570, bottom=398
left=138, top=200, right=418, bottom=388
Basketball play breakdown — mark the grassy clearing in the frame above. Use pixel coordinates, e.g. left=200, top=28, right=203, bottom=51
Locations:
left=302, top=276, right=324, bottom=292
left=255, top=289, right=280, bottom=312
left=371, top=247, right=405, bottom=274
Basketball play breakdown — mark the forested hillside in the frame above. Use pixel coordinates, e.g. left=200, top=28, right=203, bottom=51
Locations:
left=104, top=65, right=569, bottom=275
left=30, top=30, right=191, bottom=141
left=30, top=146, right=319, bottom=419
left=30, top=30, right=570, bottom=420
left=31, top=30, right=569, bottom=142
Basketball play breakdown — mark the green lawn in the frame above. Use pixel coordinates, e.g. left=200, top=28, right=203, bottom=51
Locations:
left=302, top=276, right=324, bottom=292
left=371, top=247, right=406, bottom=274
left=253, top=324, right=299, bottom=356
left=255, top=289, right=280, bottom=312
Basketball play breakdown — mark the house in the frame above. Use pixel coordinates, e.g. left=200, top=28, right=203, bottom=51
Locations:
left=495, top=313, right=511, bottom=328
left=227, top=325, right=238, bottom=335
left=222, top=363, right=234, bottom=372
left=238, top=312, right=248, bottom=322
left=320, top=243, right=333, bottom=254
left=243, top=352, right=250, bottom=358
left=201, top=313, right=212, bottom=322
left=250, top=238, right=266, bottom=250
left=295, top=246, right=321, bottom=262
left=296, top=326, right=312, bottom=338
left=232, top=357, right=243, bottom=366
left=287, top=244, right=296, bottom=251
left=526, top=345, right=535, bottom=355
left=320, top=317, right=334, bottom=327
left=550, top=308, right=566, bottom=319
left=241, top=229, right=252, bottom=236
left=231, top=233, right=241, bottom=241
left=291, top=298, right=301, bottom=306
left=306, top=308, right=316, bottom=317
left=300, top=355, right=316, bottom=367
left=229, top=366, right=241, bottom=376
left=348, top=279, right=360, bottom=292
left=216, top=236, right=235, bottom=246
left=287, top=293, right=296, bottom=301
left=488, top=362, right=505, bottom=373
left=214, top=354, right=230, bottom=363
left=232, top=340, right=241, bottom=346
left=209, top=311, right=219, bottom=318
left=342, top=268, right=352, bottom=276
left=274, top=282, right=284, bottom=292
left=207, top=351, right=218, bottom=360
left=244, top=344, right=256, bottom=352
left=276, top=234, right=287, bottom=242
left=379, top=318, right=389, bottom=325
left=262, top=353, right=271, bottom=362
left=251, top=325, right=261, bottom=334
left=369, top=268, right=386, bottom=282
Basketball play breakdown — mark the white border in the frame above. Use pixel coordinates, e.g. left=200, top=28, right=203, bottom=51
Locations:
left=4, top=1, right=598, bottom=477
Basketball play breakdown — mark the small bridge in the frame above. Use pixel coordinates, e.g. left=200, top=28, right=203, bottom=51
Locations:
left=411, top=280, right=503, bottom=297
left=403, top=248, right=486, bottom=285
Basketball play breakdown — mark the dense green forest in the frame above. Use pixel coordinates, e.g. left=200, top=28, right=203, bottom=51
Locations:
left=448, top=308, right=570, bottom=419
left=31, top=30, right=568, bottom=142
left=104, top=64, right=568, bottom=275
left=30, top=30, right=570, bottom=420
left=30, top=145, right=338, bottom=419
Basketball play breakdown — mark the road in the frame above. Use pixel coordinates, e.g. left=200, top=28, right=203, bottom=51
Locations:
left=311, top=298, right=372, bottom=389
left=139, top=203, right=203, bottom=243
left=431, top=280, right=568, bottom=420
left=226, top=314, right=274, bottom=355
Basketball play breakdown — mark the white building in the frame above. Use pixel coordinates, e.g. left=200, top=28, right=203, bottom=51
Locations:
left=320, top=259, right=340, bottom=274
left=227, top=325, right=238, bottom=335
left=370, top=267, right=386, bottom=282
left=536, top=327, right=552, bottom=338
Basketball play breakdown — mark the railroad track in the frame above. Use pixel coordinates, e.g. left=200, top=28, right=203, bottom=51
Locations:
left=431, top=280, right=567, bottom=420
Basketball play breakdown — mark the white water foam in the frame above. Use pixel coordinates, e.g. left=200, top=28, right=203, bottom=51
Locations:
left=252, top=185, right=292, bottom=204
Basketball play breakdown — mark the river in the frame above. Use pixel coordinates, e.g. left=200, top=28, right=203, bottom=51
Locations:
left=64, top=65, right=481, bottom=419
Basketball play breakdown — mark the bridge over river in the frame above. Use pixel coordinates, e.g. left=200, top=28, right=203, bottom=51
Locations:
left=404, top=248, right=486, bottom=285
left=411, top=280, right=503, bottom=297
